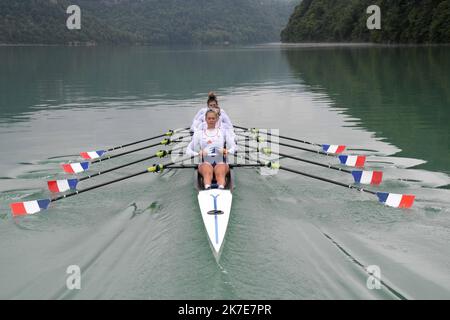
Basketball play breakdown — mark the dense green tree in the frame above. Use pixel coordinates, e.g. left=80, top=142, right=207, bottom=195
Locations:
left=0, top=0, right=297, bottom=45
left=281, top=0, right=450, bottom=43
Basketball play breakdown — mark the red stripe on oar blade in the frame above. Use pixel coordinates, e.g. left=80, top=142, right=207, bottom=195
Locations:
left=399, top=195, right=415, bottom=209
left=80, top=152, right=90, bottom=159
left=355, top=156, right=366, bottom=168
left=47, top=180, right=59, bottom=193
left=335, top=145, right=346, bottom=154
left=10, top=202, right=27, bottom=216
left=61, top=164, right=75, bottom=174
left=372, top=171, right=383, bottom=185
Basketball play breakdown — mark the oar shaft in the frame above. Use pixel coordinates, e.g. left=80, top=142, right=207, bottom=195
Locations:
left=53, top=158, right=194, bottom=202
left=53, top=169, right=149, bottom=202
left=106, top=134, right=165, bottom=152
left=79, top=146, right=186, bottom=182
left=164, top=165, right=198, bottom=169
left=90, top=135, right=190, bottom=164
left=160, top=162, right=265, bottom=170
left=236, top=132, right=331, bottom=157
left=105, top=127, right=190, bottom=152
left=278, top=166, right=376, bottom=195
left=279, top=152, right=352, bottom=173
left=236, top=142, right=351, bottom=174
left=234, top=125, right=321, bottom=147
left=278, top=141, right=329, bottom=156
left=281, top=152, right=352, bottom=173
left=230, top=163, right=265, bottom=168
left=238, top=153, right=376, bottom=195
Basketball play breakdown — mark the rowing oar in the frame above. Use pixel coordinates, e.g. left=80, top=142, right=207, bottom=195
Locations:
left=48, top=146, right=186, bottom=192
left=234, top=125, right=346, bottom=154
left=10, top=156, right=195, bottom=217
left=238, top=154, right=415, bottom=209
left=62, top=135, right=191, bottom=174
left=79, top=127, right=190, bottom=160
left=236, top=131, right=367, bottom=168
left=164, top=163, right=266, bottom=169
left=236, top=142, right=382, bottom=185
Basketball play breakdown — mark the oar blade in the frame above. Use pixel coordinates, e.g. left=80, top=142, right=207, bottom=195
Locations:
left=376, top=192, right=415, bottom=209
left=322, top=144, right=346, bottom=154
left=338, top=155, right=366, bottom=167
left=47, top=179, right=79, bottom=193
left=61, top=162, right=90, bottom=174
left=10, top=199, right=51, bottom=217
left=352, top=170, right=383, bottom=185
left=80, top=150, right=106, bottom=160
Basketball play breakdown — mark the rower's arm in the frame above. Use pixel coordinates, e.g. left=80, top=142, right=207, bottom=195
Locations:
left=225, top=130, right=237, bottom=155
left=186, top=132, right=200, bottom=156
left=220, top=110, right=234, bottom=129
left=190, top=108, right=206, bottom=131
left=191, top=119, right=203, bottom=132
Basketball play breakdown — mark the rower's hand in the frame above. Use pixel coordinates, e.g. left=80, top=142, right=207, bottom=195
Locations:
left=221, top=148, right=228, bottom=156
left=199, top=149, right=208, bottom=158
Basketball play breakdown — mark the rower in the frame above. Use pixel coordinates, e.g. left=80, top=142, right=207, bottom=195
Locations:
left=190, top=92, right=234, bottom=132
left=186, top=109, right=236, bottom=190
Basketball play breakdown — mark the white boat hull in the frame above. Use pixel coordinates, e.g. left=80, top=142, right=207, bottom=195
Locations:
left=198, top=189, right=232, bottom=257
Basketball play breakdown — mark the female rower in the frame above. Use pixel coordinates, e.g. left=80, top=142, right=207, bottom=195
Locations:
left=190, top=92, right=233, bottom=132
left=186, top=109, right=236, bottom=190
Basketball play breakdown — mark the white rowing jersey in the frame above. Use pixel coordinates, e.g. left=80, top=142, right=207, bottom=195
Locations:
left=186, top=128, right=236, bottom=164
left=190, top=107, right=234, bottom=132
left=194, top=121, right=236, bottom=141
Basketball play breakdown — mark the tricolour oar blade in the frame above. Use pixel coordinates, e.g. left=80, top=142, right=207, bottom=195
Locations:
left=80, top=150, right=106, bottom=160
left=322, top=144, right=346, bottom=154
left=47, top=179, right=79, bottom=193
left=61, top=162, right=90, bottom=174
left=10, top=199, right=51, bottom=217
left=352, top=170, right=383, bottom=185
left=338, top=155, right=366, bottom=168
left=376, top=192, right=415, bottom=208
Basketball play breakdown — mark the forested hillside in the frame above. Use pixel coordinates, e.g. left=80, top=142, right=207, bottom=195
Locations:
left=0, top=0, right=297, bottom=45
left=281, top=0, right=450, bottom=43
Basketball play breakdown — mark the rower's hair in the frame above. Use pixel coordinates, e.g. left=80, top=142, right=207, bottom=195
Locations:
left=205, top=108, right=218, bottom=119
left=207, top=92, right=218, bottom=105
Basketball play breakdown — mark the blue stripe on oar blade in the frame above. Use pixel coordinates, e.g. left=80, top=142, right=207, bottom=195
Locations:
left=376, top=192, right=389, bottom=204
left=37, top=199, right=51, bottom=210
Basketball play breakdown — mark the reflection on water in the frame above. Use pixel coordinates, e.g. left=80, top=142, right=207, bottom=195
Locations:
left=283, top=46, right=450, bottom=173
left=0, top=46, right=290, bottom=121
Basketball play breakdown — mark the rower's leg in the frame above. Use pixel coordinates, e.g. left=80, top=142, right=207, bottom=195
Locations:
left=199, top=163, right=214, bottom=186
left=213, top=164, right=230, bottom=187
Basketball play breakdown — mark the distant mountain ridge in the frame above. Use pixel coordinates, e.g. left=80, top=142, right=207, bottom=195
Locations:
left=0, top=0, right=297, bottom=45
left=281, top=0, right=450, bottom=43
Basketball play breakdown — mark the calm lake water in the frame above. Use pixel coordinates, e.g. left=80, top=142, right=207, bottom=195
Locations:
left=0, top=44, right=449, bottom=299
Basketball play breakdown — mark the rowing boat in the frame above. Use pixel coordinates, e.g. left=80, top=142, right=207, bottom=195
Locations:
left=195, top=169, right=234, bottom=259
left=9, top=124, right=416, bottom=262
